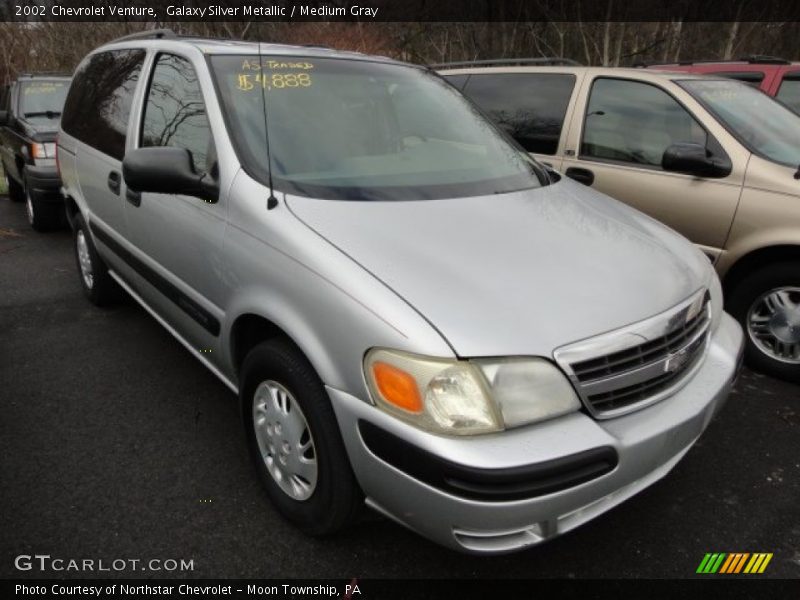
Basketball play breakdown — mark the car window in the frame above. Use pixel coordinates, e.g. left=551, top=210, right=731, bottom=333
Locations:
left=442, top=74, right=469, bottom=90
left=460, top=73, right=576, bottom=155
left=61, top=49, right=146, bottom=160
left=581, top=78, right=707, bottom=167
left=210, top=55, right=544, bottom=201
left=0, top=86, right=8, bottom=111
left=141, top=53, right=214, bottom=175
left=18, top=80, right=69, bottom=121
left=680, top=78, right=800, bottom=168
left=710, top=71, right=765, bottom=87
left=776, top=73, right=800, bottom=115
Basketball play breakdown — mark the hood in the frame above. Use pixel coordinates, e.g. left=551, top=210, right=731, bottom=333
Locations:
left=20, top=119, right=60, bottom=142
left=286, top=179, right=710, bottom=358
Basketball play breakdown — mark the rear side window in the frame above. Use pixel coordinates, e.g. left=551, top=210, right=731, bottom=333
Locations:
left=62, top=49, right=146, bottom=160
left=460, top=73, right=576, bottom=155
left=141, top=53, right=214, bottom=175
left=776, top=73, right=800, bottom=114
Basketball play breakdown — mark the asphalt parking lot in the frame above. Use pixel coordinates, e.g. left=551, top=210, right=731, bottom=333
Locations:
left=1, top=196, right=799, bottom=579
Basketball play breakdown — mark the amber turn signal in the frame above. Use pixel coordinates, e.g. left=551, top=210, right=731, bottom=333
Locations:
left=372, top=361, right=423, bottom=413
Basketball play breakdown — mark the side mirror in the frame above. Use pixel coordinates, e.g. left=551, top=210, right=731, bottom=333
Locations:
left=662, top=142, right=731, bottom=178
left=0, top=110, right=8, bottom=126
left=122, top=147, right=219, bottom=202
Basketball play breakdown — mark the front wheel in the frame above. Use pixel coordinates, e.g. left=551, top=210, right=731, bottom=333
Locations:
left=25, top=181, right=62, bottom=231
left=241, top=339, right=362, bottom=535
left=728, top=262, right=800, bottom=383
left=73, top=214, right=122, bottom=306
left=5, top=169, right=24, bottom=203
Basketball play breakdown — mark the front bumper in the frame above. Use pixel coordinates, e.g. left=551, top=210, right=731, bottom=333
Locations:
left=328, top=313, right=743, bottom=554
left=24, top=164, right=62, bottom=204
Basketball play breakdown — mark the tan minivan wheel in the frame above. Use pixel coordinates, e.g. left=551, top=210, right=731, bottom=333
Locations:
left=729, top=262, right=800, bottom=383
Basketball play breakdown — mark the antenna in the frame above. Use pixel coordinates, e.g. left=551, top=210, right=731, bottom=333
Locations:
left=258, top=41, right=279, bottom=210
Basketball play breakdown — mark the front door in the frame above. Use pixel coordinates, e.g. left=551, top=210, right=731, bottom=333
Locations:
left=123, top=52, right=227, bottom=357
left=562, top=76, right=744, bottom=256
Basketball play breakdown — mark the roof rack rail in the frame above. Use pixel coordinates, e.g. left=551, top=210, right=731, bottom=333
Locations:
left=430, top=57, right=581, bottom=69
left=110, top=28, right=177, bottom=43
left=633, top=55, right=791, bottom=68
left=737, top=55, right=791, bottom=65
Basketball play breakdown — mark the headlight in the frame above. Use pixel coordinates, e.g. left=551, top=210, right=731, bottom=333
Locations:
left=364, top=349, right=580, bottom=436
left=30, top=142, right=56, bottom=159
left=708, top=266, right=723, bottom=332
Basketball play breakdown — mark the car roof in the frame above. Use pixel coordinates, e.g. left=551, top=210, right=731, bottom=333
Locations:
left=96, top=35, right=403, bottom=66
left=436, top=65, right=726, bottom=83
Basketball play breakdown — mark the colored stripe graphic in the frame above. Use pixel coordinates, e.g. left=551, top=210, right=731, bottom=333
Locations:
left=697, top=552, right=773, bottom=574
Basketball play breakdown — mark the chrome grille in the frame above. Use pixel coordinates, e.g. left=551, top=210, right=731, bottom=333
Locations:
left=554, top=290, right=711, bottom=419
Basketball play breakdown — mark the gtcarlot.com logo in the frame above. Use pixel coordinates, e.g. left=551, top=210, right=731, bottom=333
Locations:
left=696, top=552, right=773, bottom=574
left=14, top=554, right=194, bottom=573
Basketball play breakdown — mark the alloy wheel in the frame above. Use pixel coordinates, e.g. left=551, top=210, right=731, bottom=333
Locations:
left=747, top=286, right=800, bottom=364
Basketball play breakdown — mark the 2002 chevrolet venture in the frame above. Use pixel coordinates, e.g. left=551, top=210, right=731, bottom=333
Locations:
left=57, top=31, right=743, bottom=554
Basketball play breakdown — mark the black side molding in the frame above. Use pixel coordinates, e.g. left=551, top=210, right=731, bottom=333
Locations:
left=358, top=420, right=618, bottom=503
left=89, top=222, right=220, bottom=336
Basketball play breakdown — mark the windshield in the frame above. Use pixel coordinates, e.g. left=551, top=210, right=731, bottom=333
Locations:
left=19, top=80, right=69, bottom=120
left=210, top=55, right=543, bottom=200
left=679, top=79, right=800, bottom=168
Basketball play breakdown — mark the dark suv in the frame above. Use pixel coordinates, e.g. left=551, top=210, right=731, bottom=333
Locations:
left=0, top=73, right=70, bottom=230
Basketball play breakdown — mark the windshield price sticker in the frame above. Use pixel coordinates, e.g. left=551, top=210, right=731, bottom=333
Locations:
left=236, top=72, right=312, bottom=91
left=237, top=59, right=315, bottom=91
left=24, top=83, right=65, bottom=94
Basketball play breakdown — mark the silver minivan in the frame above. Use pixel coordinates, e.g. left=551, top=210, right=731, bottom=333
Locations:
left=57, top=31, right=743, bottom=554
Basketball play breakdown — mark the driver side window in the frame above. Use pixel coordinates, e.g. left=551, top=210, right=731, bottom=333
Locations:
left=581, top=78, right=706, bottom=168
left=141, top=53, right=216, bottom=177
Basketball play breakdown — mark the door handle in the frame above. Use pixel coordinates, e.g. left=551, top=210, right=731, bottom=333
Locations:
left=565, top=167, right=595, bottom=186
left=107, top=171, right=121, bottom=195
left=125, top=188, right=141, bottom=207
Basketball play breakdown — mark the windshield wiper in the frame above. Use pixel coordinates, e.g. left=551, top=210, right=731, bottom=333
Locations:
left=24, top=111, right=61, bottom=118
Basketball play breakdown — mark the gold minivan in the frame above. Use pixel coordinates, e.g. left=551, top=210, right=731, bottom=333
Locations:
left=441, top=63, right=800, bottom=382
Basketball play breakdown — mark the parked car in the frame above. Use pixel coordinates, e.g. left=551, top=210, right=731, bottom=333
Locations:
left=441, top=60, right=800, bottom=382
left=0, top=72, right=70, bottom=230
left=640, top=56, right=800, bottom=115
left=58, top=32, right=742, bottom=554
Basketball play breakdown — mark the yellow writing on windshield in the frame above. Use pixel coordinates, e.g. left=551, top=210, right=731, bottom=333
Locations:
left=241, top=59, right=314, bottom=71
left=24, top=83, right=65, bottom=94
left=236, top=72, right=312, bottom=91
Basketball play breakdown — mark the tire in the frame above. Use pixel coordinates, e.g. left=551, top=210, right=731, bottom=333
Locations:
left=727, top=262, right=800, bottom=383
left=73, top=214, right=122, bottom=306
left=5, top=168, right=24, bottom=203
left=241, top=338, right=362, bottom=535
left=25, top=180, right=62, bottom=232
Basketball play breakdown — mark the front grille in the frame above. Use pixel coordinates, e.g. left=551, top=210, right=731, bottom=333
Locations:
left=554, top=290, right=711, bottom=418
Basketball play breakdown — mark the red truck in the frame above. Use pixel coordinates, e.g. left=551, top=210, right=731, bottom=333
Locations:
left=642, top=56, right=800, bottom=114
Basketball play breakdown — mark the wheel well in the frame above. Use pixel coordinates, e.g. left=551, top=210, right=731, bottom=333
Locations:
left=63, top=196, right=80, bottom=230
left=230, top=314, right=289, bottom=375
left=723, top=245, right=800, bottom=294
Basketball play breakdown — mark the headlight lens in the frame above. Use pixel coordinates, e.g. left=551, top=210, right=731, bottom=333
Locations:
left=475, top=358, right=581, bottom=428
left=708, top=266, right=723, bottom=332
left=30, top=142, right=56, bottom=159
left=364, top=349, right=580, bottom=436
